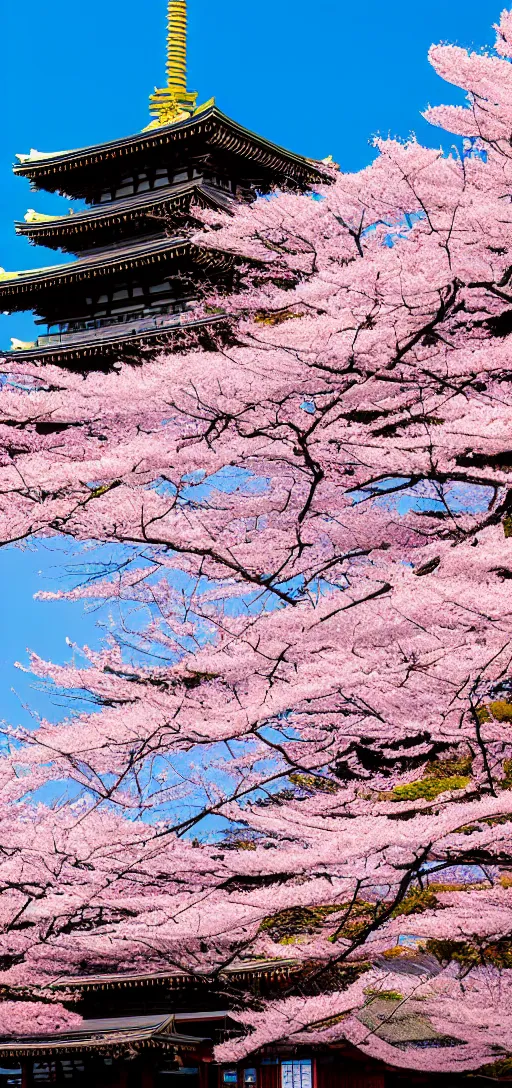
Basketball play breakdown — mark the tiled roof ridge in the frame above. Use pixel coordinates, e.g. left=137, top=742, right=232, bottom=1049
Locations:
left=13, top=108, right=331, bottom=188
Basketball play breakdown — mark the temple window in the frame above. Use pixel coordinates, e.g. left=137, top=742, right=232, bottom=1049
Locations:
left=149, top=282, right=170, bottom=294
left=115, top=182, right=135, bottom=199
left=281, top=1060, right=312, bottom=1088
left=112, top=302, right=144, bottom=315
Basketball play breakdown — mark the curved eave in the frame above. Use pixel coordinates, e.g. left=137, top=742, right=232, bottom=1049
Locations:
left=0, top=315, right=226, bottom=367
left=13, top=108, right=331, bottom=195
left=0, top=238, right=232, bottom=310
left=0, top=1029, right=204, bottom=1060
left=15, top=181, right=234, bottom=251
left=49, top=959, right=298, bottom=991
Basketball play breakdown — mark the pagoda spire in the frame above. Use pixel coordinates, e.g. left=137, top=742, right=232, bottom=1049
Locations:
left=166, top=0, right=188, bottom=93
left=147, top=1, right=199, bottom=128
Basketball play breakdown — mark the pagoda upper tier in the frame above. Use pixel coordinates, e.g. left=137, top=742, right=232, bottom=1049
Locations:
left=16, top=180, right=233, bottom=254
left=14, top=106, right=329, bottom=202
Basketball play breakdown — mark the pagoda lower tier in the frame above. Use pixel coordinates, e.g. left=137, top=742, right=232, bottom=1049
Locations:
left=0, top=235, right=234, bottom=367
left=3, top=314, right=227, bottom=369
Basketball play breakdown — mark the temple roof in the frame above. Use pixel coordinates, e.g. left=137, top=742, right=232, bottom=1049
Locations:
left=13, top=107, right=331, bottom=198
left=15, top=181, right=234, bottom=254
left=49, top=959, right=298, bottom=992
left=0, top=1014, right=206, bottom=1058
left=0, top=236, right=231, bottom=311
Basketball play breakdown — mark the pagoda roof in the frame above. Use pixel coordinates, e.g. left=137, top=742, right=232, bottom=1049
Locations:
left=0, top=1013, right=206, bottom=1059
left=13, top=107, right=331, bottom=197
left=0, top=236, right=231, bottom=311
left=15, top=180, right=234, bottom=253
left=2, top=314, right=227, bottom=369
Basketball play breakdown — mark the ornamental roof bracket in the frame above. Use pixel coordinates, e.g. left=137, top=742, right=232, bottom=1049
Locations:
left=11, top=337, right=35, bottom=350
left=15, top=148, right=73, bottom=165
left=24, top=209, right=63, bottom=224
left=145, top=1, right=214, bottom=131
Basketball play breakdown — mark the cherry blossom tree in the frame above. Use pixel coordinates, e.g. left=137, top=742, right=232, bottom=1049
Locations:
left=3, top=6, right=512, bottom=1074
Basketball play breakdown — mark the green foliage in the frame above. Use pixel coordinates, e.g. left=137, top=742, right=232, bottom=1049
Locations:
left=364, top=988, right=404, bottom=1001
left=426, top=756, right=473, bottom=779
left=221, top=828, right=262, bottom=851
left=390, top=774, right=470, bottom=802
left=328, top=900, right=376, bottom=942
left=87, top=479, right=121, bottom=499
left=392, top=880, right=482, bottom=918
left=425, top=938, right=512, bottom=969
left=477, top=700, right=512, bottom=723
left=261, top=898, right=379, bottom=944
left=391, top=886, right=440, bottom=918
left=460, top=813, right=512, bottom=833
left=424, top=939, right=481, bottom=969
left=260, top=904, right=341, bottom=942
left=254, top=309, right=302, bottom=326
left=288, top=772, right=338, bottom=794
left=389, top=756, right=472, bottom=802
left=381, top=945, right=413, bottom=960
left=480, top=1058, right=512, bottom=1079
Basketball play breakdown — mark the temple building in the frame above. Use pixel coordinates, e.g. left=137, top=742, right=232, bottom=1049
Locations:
left=0, top=959, right=473, bottom=1088
left=0, top=0, right=329, bottom=369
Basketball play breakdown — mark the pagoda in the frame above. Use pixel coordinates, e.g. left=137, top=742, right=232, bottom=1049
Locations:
left=0, top=1, right=330, bottom=369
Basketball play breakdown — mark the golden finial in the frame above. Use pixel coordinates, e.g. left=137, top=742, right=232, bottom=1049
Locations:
left=146, top=1, right=199, bottom=128
left=166, top=0, right=188, bottom=92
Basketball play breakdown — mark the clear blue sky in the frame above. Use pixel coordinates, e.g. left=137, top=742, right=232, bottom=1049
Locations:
left=0, top=0, right=505, bottom=727
left=0, top=542, right=109, bottom=730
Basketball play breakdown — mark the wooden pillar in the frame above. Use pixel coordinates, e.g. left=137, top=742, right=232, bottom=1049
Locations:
left=141, top=1067, right=155, bottom=1088
left=199, top=1060, right=210, bottom=1088
left=21, top=1062, right=32, bottom=1088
